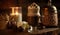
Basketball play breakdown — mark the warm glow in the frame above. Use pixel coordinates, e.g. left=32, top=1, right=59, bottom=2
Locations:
left=10, top=13, right=15, bottom=15
left=15, top=12, right=19, bottom=15
left=10, top=7, right=19, bottom=16
left=10, top=7, right=23, bottom=27
left=10, top=12, right=19, bottom=16
left=10, top=7, right=15, bottom=15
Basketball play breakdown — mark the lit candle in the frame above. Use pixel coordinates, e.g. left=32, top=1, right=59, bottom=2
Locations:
left=16, top=7, right=22, bottom=28
left=10, top=7, right=23, bottom=28
left=18, top=7, right=22, bottom=22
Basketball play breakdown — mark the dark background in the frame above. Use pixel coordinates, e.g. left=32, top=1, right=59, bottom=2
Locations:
left=0, top=0, right=60, bottom=8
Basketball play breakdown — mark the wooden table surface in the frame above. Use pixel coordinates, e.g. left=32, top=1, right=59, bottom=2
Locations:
left=29, top=28, right=59, bottom=34
left=17, top=28, right=59, bottom=35
left=0, top=28, right=59, bottom=35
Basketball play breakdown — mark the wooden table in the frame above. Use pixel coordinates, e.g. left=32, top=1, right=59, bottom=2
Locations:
left=0, top=28, right=59, bottom=35
left=27, top=28, right=59, bottom=35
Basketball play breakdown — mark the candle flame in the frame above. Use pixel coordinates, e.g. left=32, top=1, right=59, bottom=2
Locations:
left=15, top=12, right=19, bottom=15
